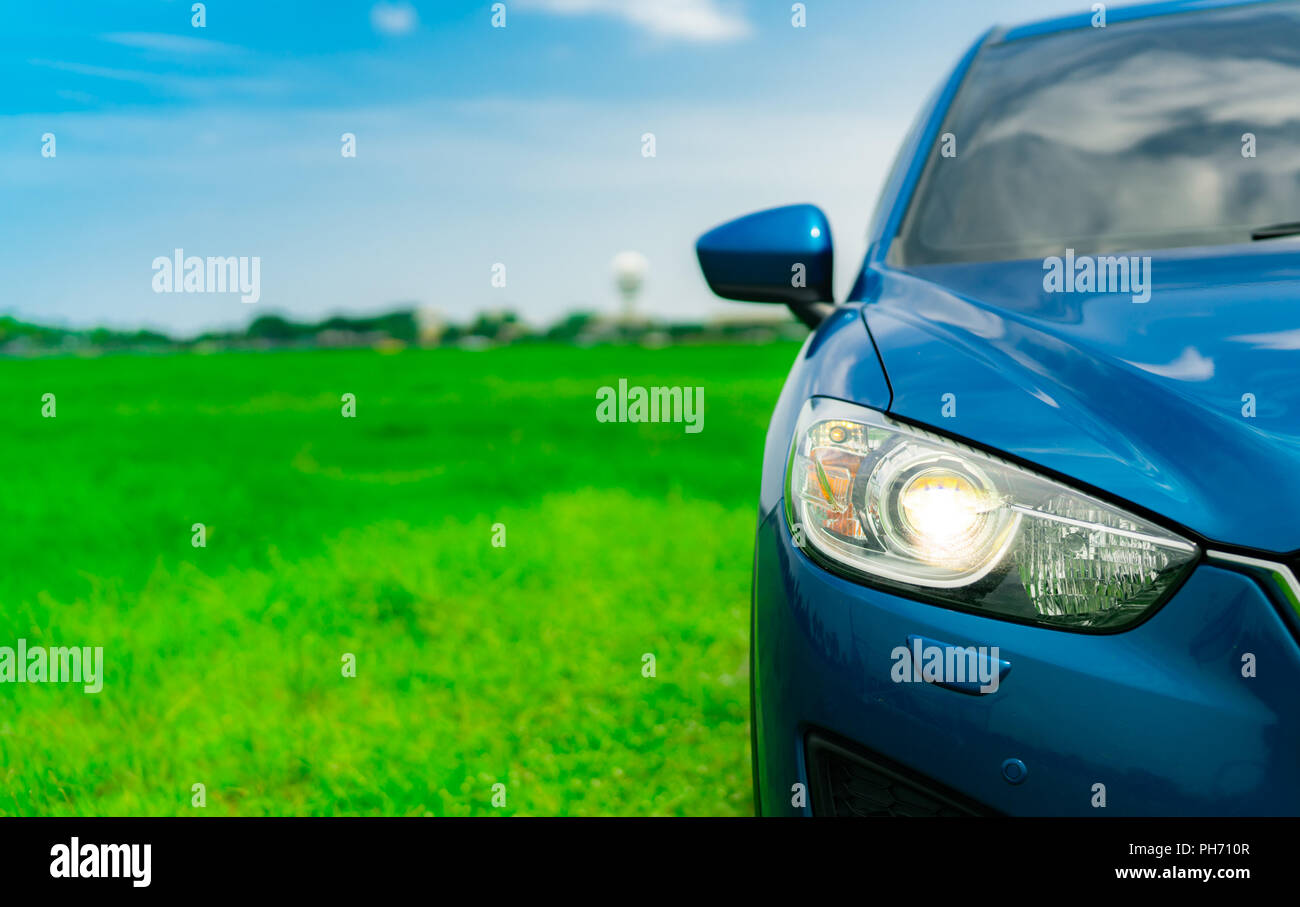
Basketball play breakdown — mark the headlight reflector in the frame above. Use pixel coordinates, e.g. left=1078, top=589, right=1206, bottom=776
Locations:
left=786, top=398, right=1198, bottom=630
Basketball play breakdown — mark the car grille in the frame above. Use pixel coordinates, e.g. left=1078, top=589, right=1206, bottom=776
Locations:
left=805, top=731, right=993, bottom=817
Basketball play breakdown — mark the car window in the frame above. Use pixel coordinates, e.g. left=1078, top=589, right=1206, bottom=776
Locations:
left=891, top=2, right=1300, bottom=265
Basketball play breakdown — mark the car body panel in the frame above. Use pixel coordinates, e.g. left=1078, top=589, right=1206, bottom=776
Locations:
left=756, top=305, right=890, bottom=519
left=754, top=509, right=1300, bottom=816
left=859, top=247, right=1300, bottom=553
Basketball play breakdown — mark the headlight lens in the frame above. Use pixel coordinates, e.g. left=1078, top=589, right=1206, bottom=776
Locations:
left=785, top=398, right=1199, bottom=630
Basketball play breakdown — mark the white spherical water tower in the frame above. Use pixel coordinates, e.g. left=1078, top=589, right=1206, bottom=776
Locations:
left=611, top=250, right=648, bottom=324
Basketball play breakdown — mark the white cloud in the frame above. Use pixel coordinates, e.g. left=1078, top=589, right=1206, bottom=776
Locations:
left=26, top=58, right=288, bottom=100
left=102, top=32, right=246, bottom=56
left=370, top=2, right=418, bottom=37
left=517, top=0, right=752, bottom=42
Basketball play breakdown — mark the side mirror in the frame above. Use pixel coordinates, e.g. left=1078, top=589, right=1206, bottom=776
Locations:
left=695, top=204, right=834, bottom=327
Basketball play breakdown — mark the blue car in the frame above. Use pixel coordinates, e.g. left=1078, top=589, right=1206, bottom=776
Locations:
left=697, top=0, right=1300, bottom=817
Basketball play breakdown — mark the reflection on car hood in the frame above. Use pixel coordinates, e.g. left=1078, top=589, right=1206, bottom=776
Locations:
left=863, top=243, right=1300, bottom=552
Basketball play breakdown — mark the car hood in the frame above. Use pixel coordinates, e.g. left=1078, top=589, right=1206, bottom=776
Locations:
left=862, top=243, right=1300, bottom=553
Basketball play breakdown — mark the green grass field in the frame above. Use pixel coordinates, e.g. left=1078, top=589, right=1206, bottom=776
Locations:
left=0, top=342, right=797, bottom=816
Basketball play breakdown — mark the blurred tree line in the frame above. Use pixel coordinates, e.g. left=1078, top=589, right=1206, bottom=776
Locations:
left=0, top=306, right=805, bottom=356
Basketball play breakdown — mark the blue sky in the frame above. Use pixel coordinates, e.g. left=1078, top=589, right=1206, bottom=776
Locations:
left=1, top=0, right=1088, bottom=335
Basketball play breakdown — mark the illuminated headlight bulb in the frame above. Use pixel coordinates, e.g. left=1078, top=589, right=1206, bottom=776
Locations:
left=899, top=470, right=986, bottom=554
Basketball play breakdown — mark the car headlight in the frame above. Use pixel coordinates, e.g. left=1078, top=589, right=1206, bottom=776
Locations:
left=785, top=398, right=1199, bottom=630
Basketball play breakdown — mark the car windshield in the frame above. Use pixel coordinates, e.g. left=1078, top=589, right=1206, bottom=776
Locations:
left=891, top=1, right=1300, bottom=266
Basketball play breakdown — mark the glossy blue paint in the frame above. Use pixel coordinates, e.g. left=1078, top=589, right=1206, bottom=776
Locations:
left=754, top=510, right=1300, bottom=816
left=695, top=204, right=833, bottom=305
left=698, top=0, right=1300, bottom=817
left=755, top=304, right=890, bottom=518
left=866, top=245, right=1300, bottom=553
left=998, top=0, right=1262, bottom=44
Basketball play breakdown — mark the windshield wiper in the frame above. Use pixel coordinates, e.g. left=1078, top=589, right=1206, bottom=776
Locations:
left=1251, top=221, right=1300, bottom=240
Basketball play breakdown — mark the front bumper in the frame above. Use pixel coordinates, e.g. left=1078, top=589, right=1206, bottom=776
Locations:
left=753, top=505, right=1300, bottom=816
